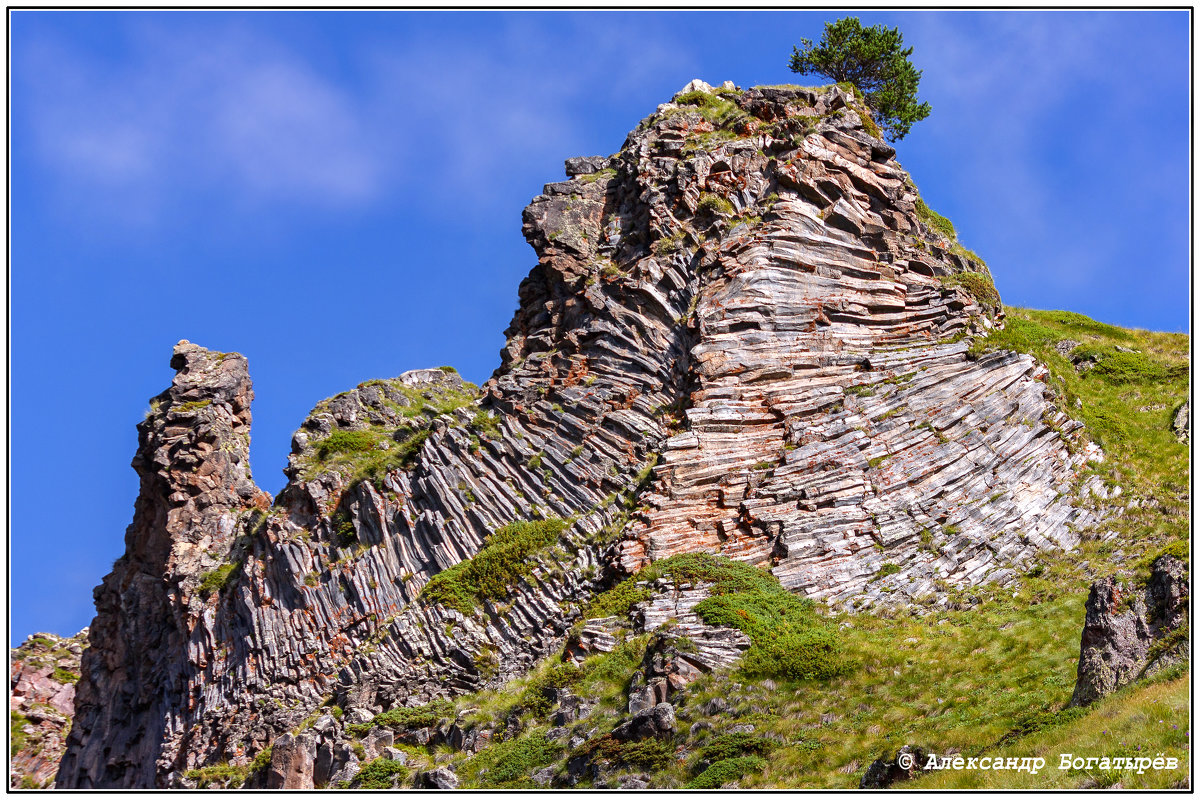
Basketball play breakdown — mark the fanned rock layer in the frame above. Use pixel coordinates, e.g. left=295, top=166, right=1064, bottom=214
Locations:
left=57, top=82, right=1100, bottom=788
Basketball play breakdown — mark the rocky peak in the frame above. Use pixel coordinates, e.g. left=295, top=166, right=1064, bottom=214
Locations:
left=55, top=82, right=1103, bottom=788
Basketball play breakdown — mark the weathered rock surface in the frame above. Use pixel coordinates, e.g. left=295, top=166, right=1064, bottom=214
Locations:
left=55, top=82, right=1101, bottom=788
left=1172, top=401, right=1189, bottom=443
left=1070, top=554, right=1188, bottom=707
left=9, top=630, right=86, bottom=788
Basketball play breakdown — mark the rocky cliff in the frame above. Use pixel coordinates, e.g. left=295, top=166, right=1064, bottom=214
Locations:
left=54, top=80, right=1106, bottom=789
left=10, top=632, right=86, bottom=788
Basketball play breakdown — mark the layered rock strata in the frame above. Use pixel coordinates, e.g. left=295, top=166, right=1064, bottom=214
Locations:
left=58, top=81, right=1099, bottom=788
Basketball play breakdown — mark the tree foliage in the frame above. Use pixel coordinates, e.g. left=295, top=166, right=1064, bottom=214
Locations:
left=789, top=17, right=931, bottom=141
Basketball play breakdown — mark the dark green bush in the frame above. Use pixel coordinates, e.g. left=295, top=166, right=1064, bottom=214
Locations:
left=420, top=518, right=568, bottom=614
left=474, top=733, right=563, bottom=786
left=697, top=732, right=774, bottom=763
left=356, top=757, right=410, bottom=789
left=686, top=755, right=768, bottom=789
left=641, top=554, right=849, bottom=681
left=519, top=662, right=582, bottom=716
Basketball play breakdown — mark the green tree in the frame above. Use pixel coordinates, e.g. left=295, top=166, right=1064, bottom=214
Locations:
left=789, top=17, right=931, bottom=142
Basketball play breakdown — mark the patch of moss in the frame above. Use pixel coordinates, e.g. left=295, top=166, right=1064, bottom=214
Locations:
left=698, top=193, right=736, bottom=216
left=463, top=732, right=563, bottom=788
left=875, top=563, right=901, bottom=580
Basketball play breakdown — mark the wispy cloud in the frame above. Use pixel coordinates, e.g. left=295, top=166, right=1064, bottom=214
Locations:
left=19, top=23, right=393, bottom=222
left=17, top=14, right=688, bottom=227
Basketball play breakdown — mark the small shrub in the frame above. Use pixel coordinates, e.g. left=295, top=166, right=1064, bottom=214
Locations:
left=356, top=757, right=410, bottom=789
left=941, top=271, right=1000, bottom=309
left=51, top=667, right=80, bottom=684
left=184, top=762, right=248, bottom=789
left=198, top=563, right=238, bottom=597
left=519, top=662, right=582, bottom=716
left=675, top=89, right=721, bottom=108
left=698, top=193, right=736, bottom=216
left=686, top=755, right=768, bottom=789
left=641, top=554, right=850, bottom=681
left=347, top=699, right=455, bottom=737
left=468, top=732, right=563, bottom=787
left=582, top=577, right=652, bottom=620
left=697, top=732, right=774, bottom=763
left=875, top=563, right=901, bottom=580
left=420, top=518, right=568, bottom=614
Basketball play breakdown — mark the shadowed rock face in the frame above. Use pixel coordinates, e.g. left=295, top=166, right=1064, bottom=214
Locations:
left=1070, top=555, right=1188, bottom=707
left=56, top=83, right=1100, bottom=788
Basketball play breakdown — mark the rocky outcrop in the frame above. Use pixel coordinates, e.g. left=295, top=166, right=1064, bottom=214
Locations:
left=56, top=81, right=1101, bottom=788
left=1070, top=554, right=1188, bottom=707
left=9, top=630, right=86, bottom=788
left=1172, top=401, right=1189, bottom=443
left=57, top=343, right=269, bottom=787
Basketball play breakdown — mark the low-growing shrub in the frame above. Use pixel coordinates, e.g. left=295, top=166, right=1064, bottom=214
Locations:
left=420, top=518, right=568, bottom=614
left=347, top=699, right=455, bottom=736
left=198, top=563, right=238, bottom=598
left=469, top=732, right=563, bottom=787
left=356, top=757, right=410, bottom=789
left=582, top=578, right=652, bottom=620
left=638, top=554, right=850, bottom=681
left=697, top=732, right=774, bottom=763
left=914, top=198, right=955, bottom=240
left=875, top=563, right=901, bottom=580
left=316, top=429, right=378, bottom=460
left=686, top=755, right=768, bottom=789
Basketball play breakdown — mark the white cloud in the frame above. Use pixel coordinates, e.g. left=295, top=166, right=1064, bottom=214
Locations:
left=20, top=23, right=392, bottom=221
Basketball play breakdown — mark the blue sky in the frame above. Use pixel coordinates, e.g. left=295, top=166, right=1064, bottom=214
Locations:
left=9, top=10, right=1190, bottom=644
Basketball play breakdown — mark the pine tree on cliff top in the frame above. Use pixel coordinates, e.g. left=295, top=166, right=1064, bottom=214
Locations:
left=789, top=17, right=932, bottom=142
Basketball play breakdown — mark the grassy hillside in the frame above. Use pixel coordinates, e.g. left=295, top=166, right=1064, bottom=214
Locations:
left=334, top=307, right=1189, bottom=790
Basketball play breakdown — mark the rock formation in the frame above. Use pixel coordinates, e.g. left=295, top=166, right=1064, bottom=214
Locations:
left=9, top=631, right=86, bottom=788
left=1070, top=553, right=1188, bottom=707
left=54, top=81, right=1102, bottom=788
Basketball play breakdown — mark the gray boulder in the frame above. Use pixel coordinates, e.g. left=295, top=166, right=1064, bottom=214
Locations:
left=1071, top=554, right=1188, bottom=706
